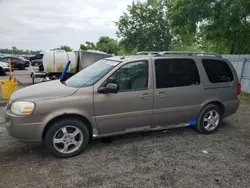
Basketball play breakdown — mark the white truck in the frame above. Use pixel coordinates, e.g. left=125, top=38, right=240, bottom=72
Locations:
left=30, top=50, right=113, bottom=84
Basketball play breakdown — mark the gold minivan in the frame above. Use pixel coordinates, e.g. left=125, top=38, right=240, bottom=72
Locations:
left=5, top=53, right=240, bottom=158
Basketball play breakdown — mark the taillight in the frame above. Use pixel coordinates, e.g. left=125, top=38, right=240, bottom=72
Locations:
left=237, top=83, right=241, bottom=96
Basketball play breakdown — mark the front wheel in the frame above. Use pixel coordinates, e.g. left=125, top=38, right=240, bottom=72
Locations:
left=195, top=104, right=222, bottom=134
left=44, top=118, right=89, bottom=158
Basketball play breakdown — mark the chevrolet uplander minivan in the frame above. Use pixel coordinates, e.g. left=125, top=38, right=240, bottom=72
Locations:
left=5, top=52, right=241, bottom=158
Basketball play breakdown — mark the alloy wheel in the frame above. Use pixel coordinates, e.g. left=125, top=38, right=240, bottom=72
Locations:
left=203, top=110, right=220, bottom=131
left=53, top=126, right=83, bottom=154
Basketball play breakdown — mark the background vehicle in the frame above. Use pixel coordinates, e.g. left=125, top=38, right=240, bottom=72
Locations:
left=0, top=56, right=30, bottom=70
left=0, top=61, right=9, bottom=75
left=28, top=53, right=44, bottom=72
left=30, top=50, right=113, bottom=83
left=5, top=52, right=240, bottom=158
left=29, top=53, right=44, bottom=67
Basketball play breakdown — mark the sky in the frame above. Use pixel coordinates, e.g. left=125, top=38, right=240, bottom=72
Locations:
left=0, top=0, right=135, bottom=51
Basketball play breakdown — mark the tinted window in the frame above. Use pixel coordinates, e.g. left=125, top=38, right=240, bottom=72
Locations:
left=155, top=59, right=200, bottom=89
left=202, top=59, right=234, bottom=83
left=107, top=61, right=148, bottom=91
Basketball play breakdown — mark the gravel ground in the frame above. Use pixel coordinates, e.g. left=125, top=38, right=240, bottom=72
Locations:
left=0, top=100, right=250, bottom=188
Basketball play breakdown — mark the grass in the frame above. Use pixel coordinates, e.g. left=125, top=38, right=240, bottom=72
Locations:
left=239, top=91, right=250, bottom=101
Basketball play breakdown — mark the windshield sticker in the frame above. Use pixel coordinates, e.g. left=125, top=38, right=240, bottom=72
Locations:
left=106, top=61, right=119, bottom=66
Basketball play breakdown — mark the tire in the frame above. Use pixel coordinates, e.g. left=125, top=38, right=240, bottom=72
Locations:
left=44, top=118, right=89, bottom=158
left=18, top=64, right=25, bottom=70
left=195, top=104, right=222, bottom=134
left=0, top=68, right=4, bottom=75
left=21, top=64, right=26, bottom=70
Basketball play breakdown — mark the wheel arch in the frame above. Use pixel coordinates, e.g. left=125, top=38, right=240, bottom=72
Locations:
left=201, top=101, right=225, bottom=116
left=42, top=114, right=93, bottom=140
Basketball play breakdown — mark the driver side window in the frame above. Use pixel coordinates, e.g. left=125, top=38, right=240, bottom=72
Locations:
left=107, top=61, right=148, bottom=91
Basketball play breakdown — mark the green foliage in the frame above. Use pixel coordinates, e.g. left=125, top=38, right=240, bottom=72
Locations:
left=60, top=45, right=73, bottom=52
left=167, top=0, right=250, bottom=54
left=96, top=36, right=119, bottom=54
left=80, top=42, right=96, bottom=51
left=0, top=48, right=41, bottom=55
left=3, top=0, right=250, bottom=56
left=80, top=37, right=119, bottom=55
left=239, top=91, right=250, bottom=101
left=116, top=0, right=172, bottom=52
left=116, top=44, right=138, bottom=56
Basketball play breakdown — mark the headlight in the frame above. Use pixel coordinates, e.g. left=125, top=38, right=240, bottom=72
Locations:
left=11, top=101, right=35, bottom=115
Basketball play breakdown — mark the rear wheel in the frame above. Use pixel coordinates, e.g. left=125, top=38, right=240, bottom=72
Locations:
left=195, top=104, right=222, bottom=134
left=44, top=118, right=89, bottom=158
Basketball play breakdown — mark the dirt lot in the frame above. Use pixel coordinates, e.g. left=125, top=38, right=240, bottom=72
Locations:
left=0, top=100, right=250, bottom=188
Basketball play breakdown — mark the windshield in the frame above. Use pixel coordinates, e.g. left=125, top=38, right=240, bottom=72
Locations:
left=65, top=59, right=119, bottom=88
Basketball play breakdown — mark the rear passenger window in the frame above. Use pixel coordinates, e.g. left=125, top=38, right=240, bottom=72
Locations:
left=202, top=59, right=234, bottom=83
left=155, top=59, right=200, bottom=89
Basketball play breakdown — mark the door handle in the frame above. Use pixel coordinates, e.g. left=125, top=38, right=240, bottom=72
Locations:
left=157, top=91, right=166, bottom=97
left=140, top=93, right=150, bottom=98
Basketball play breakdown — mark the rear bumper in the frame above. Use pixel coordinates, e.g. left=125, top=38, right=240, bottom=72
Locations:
left=222, top=99, right=240, bottom=118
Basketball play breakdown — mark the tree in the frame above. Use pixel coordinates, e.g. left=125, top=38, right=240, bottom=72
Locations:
left=167, top=0, right=250, bottom=54
left=12, top=46, right=17, bottom=51
left=80, top=41, right=96, bottom=51
left=0, top=48, right=41, bottom=55
left=96, top=36, right=119, bottom=54
left=116, top=0, right=172, bottom=52
left=60, top=45, right=73, bottom=52
left=80, top=44, right=87, bottom=51
left=79, top=37, right=119, bottom=54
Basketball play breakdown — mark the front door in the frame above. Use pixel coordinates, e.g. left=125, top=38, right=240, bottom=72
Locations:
left=152, top=58, right=205, bottom=126
left=94, top=60, right=153, bottom=135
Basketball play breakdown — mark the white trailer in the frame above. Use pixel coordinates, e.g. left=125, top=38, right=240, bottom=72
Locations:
left=30, top=50, right=113, bottom=84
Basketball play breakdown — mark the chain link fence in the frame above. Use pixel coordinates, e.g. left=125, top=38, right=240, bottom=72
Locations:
left=222, top=55, right=250, bottom=93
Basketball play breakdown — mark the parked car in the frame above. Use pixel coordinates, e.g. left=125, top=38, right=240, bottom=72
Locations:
left=0, top=61, right=10, bottom=75
left=29, top=54, right=44, bottom=72
left=29, top=54, right=43, bottom=66
left=0, top=56, right=30, bottom=70
left=5, top=52, right=240, bottom=158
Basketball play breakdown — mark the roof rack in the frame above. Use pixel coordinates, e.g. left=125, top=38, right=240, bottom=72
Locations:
left=156, top=51, right=222, bottom=58
left=136, top=51, right=161, bottom=55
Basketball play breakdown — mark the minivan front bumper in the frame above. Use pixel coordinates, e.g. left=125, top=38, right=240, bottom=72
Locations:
left=5, top=110, right=43, bottom=142
left=222, top=99, right=240, bottom=118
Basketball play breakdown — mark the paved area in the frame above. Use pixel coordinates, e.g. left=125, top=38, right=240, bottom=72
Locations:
left=0, top=69, right=41, bottom=100
left=0, top=100, right=250, bottom=188
left=0, top=69, right=33, bottom=84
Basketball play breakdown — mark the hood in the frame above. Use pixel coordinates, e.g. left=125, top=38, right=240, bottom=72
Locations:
left=10, top=80, right=78, bottom=102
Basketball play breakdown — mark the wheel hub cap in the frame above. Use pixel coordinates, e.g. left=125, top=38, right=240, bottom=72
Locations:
left=53, top=126, right=83, bottom=154
left=203, top=110, right=220, bottom=131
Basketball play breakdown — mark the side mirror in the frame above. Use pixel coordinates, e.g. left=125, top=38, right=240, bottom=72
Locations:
left=98, top=83, right=118, bottom=94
